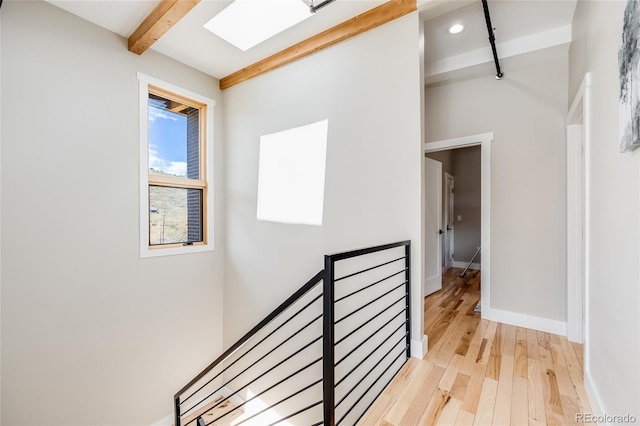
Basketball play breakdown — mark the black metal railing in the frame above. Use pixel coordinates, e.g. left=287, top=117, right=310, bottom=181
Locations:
left=174, top=241, right=411, bottom=426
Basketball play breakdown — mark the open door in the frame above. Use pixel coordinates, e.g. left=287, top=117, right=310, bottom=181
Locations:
left=424, top=156, right=442, bottom=296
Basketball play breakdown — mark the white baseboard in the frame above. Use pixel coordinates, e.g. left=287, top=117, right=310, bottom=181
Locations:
left=481, top=307, right=567, bottom=336
left=424, top=277, right=441, bottom=296
left=452, top=261, right=481, bottom=270
left=411, top=335, right=428, bottom=359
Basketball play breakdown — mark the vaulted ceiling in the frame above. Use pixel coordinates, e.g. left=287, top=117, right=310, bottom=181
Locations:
left=422, top=0, right=577, bottom=84
left=44, top=0, right=578, bottom=86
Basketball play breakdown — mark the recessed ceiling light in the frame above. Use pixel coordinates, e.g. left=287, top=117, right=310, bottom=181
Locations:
left=448, top=24, right=464, bottom=34
left=204, top=0, right=313, bottom=52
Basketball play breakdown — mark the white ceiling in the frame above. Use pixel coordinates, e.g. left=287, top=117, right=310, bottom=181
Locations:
left=46, top=0, right=386, bottom=79
left=44, top=0, right=577, bottom=83
left=422, top=0, right=577, bottom=84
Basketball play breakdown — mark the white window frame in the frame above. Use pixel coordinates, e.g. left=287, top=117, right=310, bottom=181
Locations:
left=138, top=72, right=215, bottom=258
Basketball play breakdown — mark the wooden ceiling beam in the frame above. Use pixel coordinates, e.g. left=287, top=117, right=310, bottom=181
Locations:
left=219, top=0, right=417, bottom=90
left=128, top=0, right=201, bottom=55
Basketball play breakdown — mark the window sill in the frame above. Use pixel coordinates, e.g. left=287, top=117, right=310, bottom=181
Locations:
left=140, top=243, right=214, bottom=258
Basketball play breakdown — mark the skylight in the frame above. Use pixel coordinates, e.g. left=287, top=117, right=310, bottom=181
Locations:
left=204, top=0, right=313, bottom=51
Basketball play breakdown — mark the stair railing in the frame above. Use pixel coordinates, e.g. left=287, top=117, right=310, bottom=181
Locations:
left=174, top=240, right=411, bottom=426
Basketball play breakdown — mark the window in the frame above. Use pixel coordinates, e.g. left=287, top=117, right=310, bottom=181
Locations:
left=138, top=73, right=215, bottom=257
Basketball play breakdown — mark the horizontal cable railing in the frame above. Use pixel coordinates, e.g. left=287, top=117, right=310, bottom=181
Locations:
left=327, top=241, right=411, bottom=426
left=174, top=241, right=411, bottom=426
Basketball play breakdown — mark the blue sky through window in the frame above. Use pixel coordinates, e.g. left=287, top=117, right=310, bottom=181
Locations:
left=149, top=101, right=188, bottom=177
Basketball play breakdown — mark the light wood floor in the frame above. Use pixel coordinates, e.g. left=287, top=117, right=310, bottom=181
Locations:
left=359, top=268, right=591, bottom=426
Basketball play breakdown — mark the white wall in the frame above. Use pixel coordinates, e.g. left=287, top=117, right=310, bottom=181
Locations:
left=0, top=7, right=3, bottom=423
left=452, top=146, right=481, bottom=264
left=223, top=14, right=424, bottom=350
left=569, top=0, right=640, bottom=417
left=425, top=53, right=569, bottom=324
left=1, top=2, right=225, bottom=424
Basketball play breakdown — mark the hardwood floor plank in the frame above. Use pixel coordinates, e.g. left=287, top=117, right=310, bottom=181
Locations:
left=527, top=328, right=540, bottom=360
left=358, top=358, right=420, bottom=425
left=550, top=334, right=584, bottom=426
left=398, top=366, right=445, bottom=425
left=560, top=394, right=582, bottom=426
left=477, top=321, right=498, bottom=366
left=436, top=394, right=462, bottom=426
left=379, top=360, right=435, bottom=425
left=537, top=332, right=565, bottom=425
left=472, top=378, right=499, bottom=425
left=454, top=409, right=476, bottom=426
left=571, top=341, right=585, bottom=373
left=460, top=320, right=489, bottom=376
left=433, top=311, right=476, bottom=367
left=425, top=309, right=458, bottom=351
left=455, top=315, right=481, bottom=356
left=527, top=357, right=547, bottom=426
left=492, top=355, right=515, bottom=425
left=503, top=324, right=517, bottom=357
left=486, top=323, right=502, bottom=380
left=450, top=373, right=470, bottom=402
left=461, top=361, right=489, bottom=414
left=512, top=376, right=529, bottom=426
left=515, top=327, right=529, bottom=379
left=438, top=354, right=465, bottom=392
left=418, top=388, right=451, bottom=425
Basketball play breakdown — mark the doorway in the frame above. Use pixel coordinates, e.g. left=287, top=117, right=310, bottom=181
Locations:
left=424, top=133, right=492, bottom=318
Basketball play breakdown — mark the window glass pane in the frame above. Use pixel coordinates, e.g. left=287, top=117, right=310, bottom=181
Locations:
left=149, top=186, right=202, bottom=245
left=148, top=93, right=200, bottom=179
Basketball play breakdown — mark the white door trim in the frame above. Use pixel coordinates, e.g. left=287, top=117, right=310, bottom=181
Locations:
left=567, top=73, right=591, bottom=350
left=424, top=132, right=492, bottom=318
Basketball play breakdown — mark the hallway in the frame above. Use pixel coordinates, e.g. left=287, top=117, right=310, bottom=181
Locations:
left=359, top=268, right=591, bottom=425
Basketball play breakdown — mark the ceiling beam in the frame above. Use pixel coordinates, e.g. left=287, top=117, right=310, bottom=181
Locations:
left=219, top=0, right=417, bottom=90
left=128, top=0, right=201, bottom=55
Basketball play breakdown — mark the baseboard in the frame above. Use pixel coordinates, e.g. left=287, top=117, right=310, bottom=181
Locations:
left=481, top=307, right=567, bottom=336
left=424, top=278, right=441, bottom=296
left=451, top=261, right=481, bottom=270
left=411, top=335, right=428, bottom=359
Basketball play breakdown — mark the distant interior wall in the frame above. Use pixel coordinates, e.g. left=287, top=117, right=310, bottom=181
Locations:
left=452, top=146, right=481, bottom=264
left=569, top=0, right=640, bottom=417
left=1, top=2, right=225, bottom=424
left=425, top=147, right=481, bottom=268
left=425, top=52, right=569, bottom=323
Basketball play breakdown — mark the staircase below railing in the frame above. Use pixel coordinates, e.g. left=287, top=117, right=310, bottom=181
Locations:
left=174, top=241, right=411, bottom=426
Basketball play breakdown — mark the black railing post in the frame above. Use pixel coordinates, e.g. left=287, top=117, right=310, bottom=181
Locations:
left=404, top=242, right=412, bottom=359
left=174, top=396, right=181, bottom=426
left=322, top=255, right=335, bottom=426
